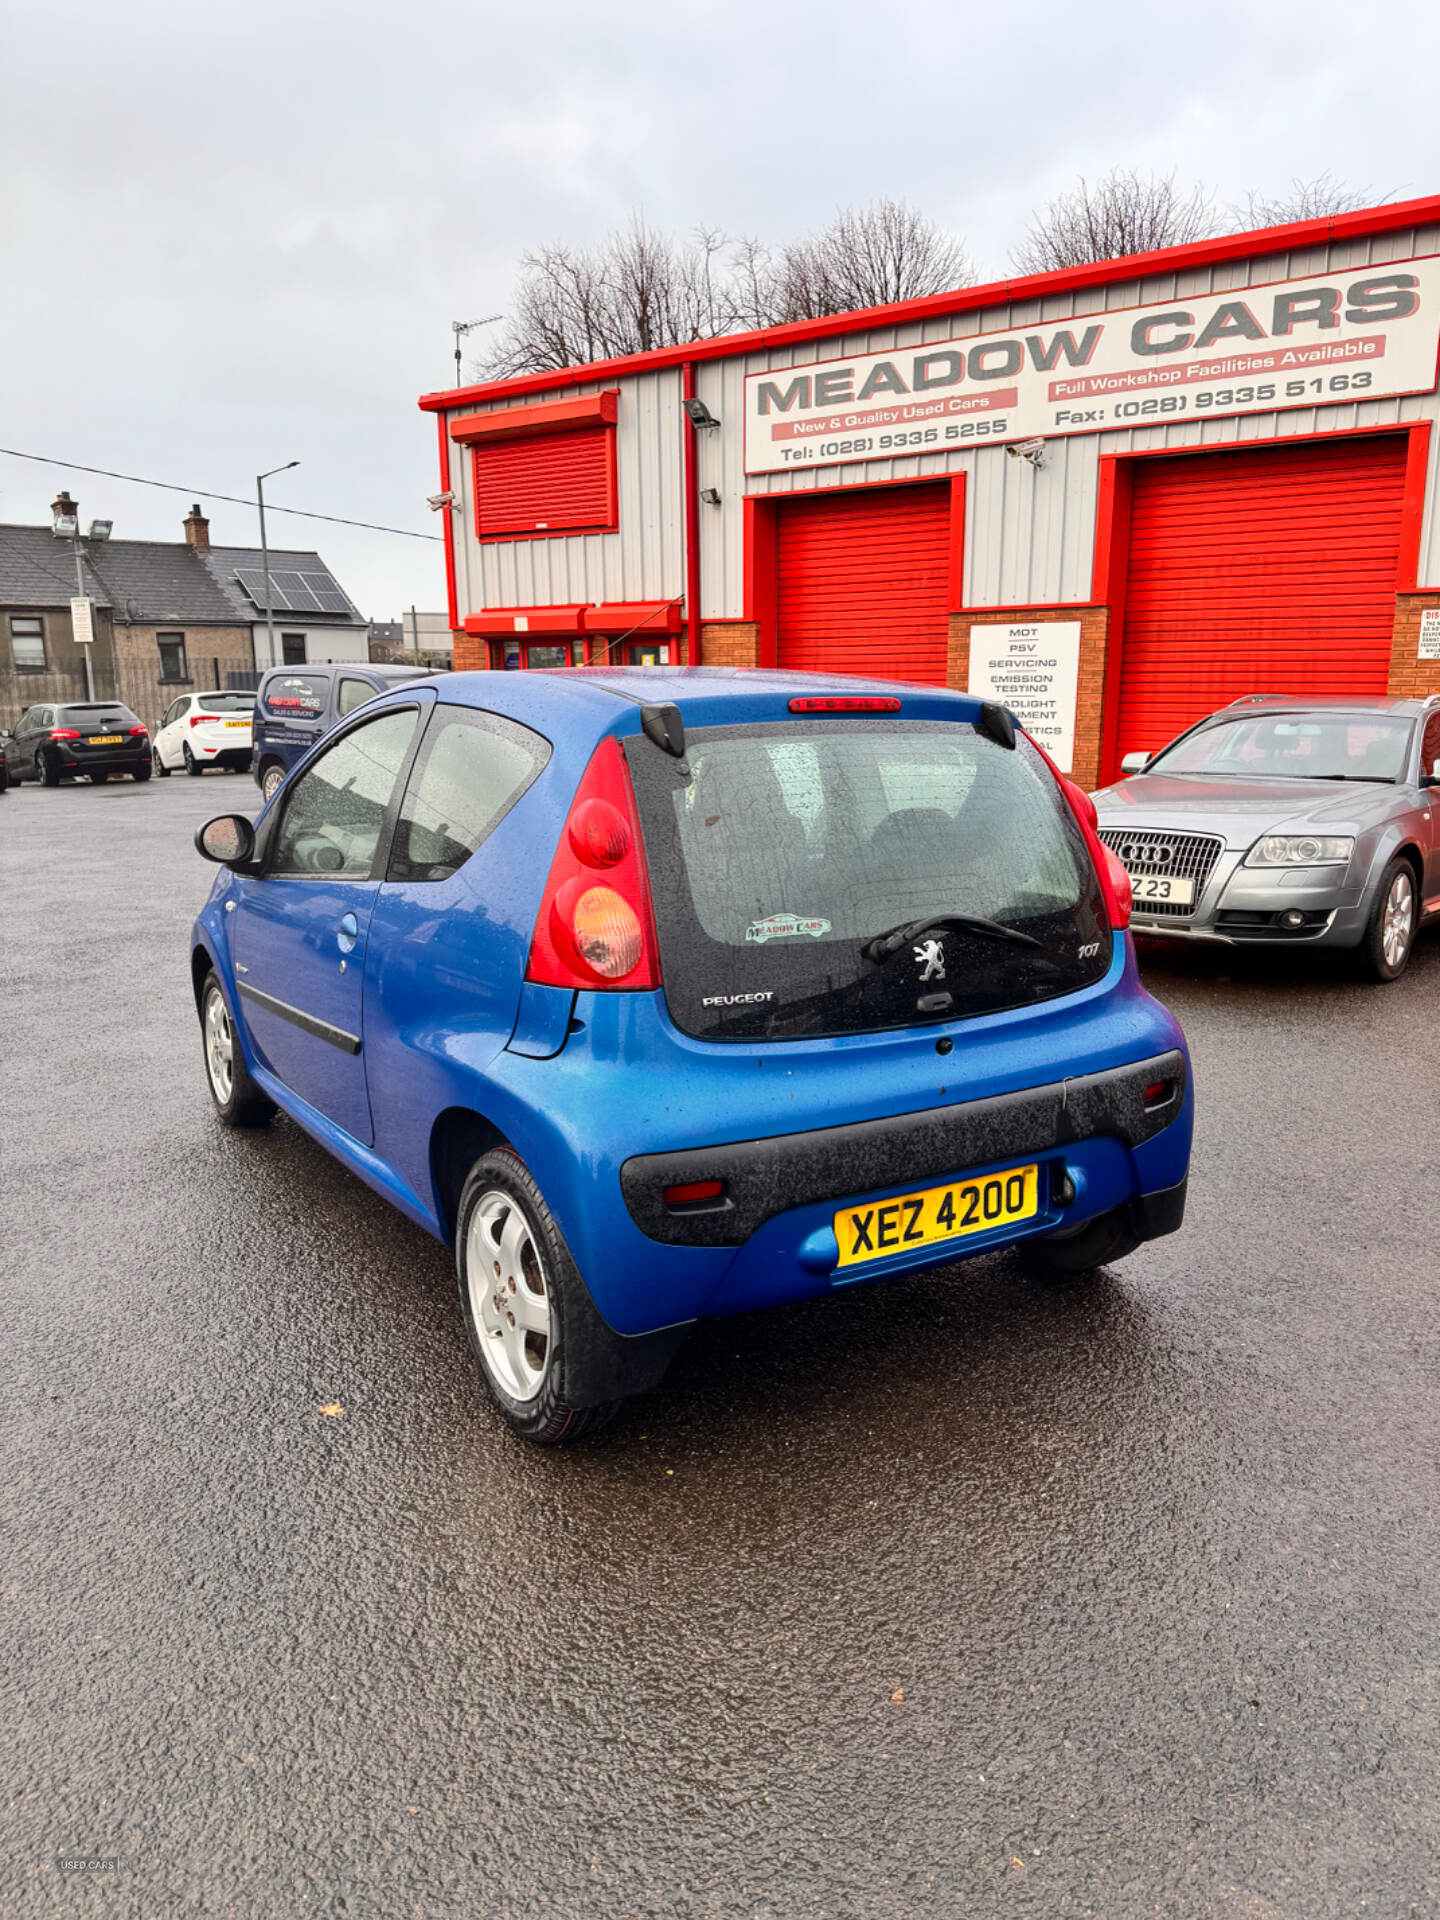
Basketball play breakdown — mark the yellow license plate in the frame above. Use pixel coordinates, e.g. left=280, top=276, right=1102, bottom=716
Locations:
left=225, top=719, right=249, bottom=728
left=88, top=734, right=122, bottom=745
left=834, top=1164, right=1039, bottom=1268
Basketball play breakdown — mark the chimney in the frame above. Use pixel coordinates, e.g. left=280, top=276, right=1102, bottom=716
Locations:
left=52, top=489, right=79, bottom=522
left=183, top=502, right=210, bottom=551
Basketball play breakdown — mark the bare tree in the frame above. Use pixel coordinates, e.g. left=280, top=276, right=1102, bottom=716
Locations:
left=1232, top=173, right=1391, bottom=229
left=761, top=199, right=974, bottom=324
left=483, top=202, right=975, bottom=375
left=1012, top=170, right=1220, bottom=274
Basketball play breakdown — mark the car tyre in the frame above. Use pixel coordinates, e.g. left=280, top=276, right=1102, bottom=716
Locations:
left=38, top=750, right=60, bottom=787
left=200, top=972, right=275, bottom=1128
left=456, top=1150, right=622, bottom=1445
left=183, top=744, right=204, bottom=777
left=1356, top=857, right=1417, bottom=983
left=153, top=747, right=170, bottom=778
left=90, top=772, right=110, bottom=783
left=133, top=762, right=151, bottom=782
left=260, top=761, right=286, bottom=803
left=1020, top=1205, right=1141, bottom=1281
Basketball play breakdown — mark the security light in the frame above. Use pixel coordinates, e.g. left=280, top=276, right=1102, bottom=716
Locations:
left=683, top=398, right=721, bottom=430
left=699, top=487, right=722, bottom=506
left=88, top=519, right=113, bottom=542
left=52, top=512, right=78, bottom=537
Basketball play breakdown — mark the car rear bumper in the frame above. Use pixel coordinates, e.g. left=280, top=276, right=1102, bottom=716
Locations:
left=44, top=750, right=150, bottom=777
left=457, top=942, right=1195, bottom=1337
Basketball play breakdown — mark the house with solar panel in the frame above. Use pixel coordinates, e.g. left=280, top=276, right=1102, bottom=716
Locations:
left=192, top=508, right=369, bottom=671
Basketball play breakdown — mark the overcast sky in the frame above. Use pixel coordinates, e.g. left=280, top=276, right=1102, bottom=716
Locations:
left=3, top=0, right=1435, bottom=620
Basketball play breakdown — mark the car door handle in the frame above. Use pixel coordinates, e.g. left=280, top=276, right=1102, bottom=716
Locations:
left=336, top=912, right=359, bottom=954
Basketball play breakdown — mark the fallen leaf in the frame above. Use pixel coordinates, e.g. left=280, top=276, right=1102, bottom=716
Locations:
left=890, top=1687, right=904, bottom=1704
left=318, top=1403, right=344, bottom=1418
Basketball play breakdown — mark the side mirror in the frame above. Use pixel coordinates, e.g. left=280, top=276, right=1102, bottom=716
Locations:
left=1119, top=750, right=1151, bottom=776
left=195, top=813, right=257, bottom=867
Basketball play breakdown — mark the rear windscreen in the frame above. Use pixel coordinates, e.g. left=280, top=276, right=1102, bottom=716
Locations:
left=198, top=694, right=255, bottom=713
left=625, top=720, right=1111, bottom=1041
left=60, top=706, right=137, bottom=727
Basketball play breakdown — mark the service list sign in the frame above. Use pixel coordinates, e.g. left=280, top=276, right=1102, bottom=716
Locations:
left=743, top=258, right=1440, bottom=474
left=968, top=623, right=1082, bottom=773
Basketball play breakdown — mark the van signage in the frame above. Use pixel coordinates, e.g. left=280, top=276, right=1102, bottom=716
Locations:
left=742, top=259, right=1440, bottom=474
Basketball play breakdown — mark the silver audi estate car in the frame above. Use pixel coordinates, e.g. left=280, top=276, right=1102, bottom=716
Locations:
left=1093, top=695, right=1440, bottom=981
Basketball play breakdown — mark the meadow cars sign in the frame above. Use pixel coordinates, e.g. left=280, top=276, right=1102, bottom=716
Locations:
left=743, top=260, right=1440, bottom=474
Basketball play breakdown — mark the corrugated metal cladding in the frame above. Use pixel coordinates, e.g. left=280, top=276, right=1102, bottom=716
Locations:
left=473, top=427, right=612, bottom=538
left=1116, top=436, right=1410, bottom=759
left=442, top=224, right=1440, bottom=619
left=775, top=484, right=951, bottom=681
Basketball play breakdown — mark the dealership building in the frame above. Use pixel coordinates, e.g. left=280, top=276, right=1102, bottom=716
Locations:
left=420, top=196, right=1440, bottom=787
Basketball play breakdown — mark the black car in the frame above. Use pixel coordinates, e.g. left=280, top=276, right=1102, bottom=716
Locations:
left=5, top=700, right=152, bottom=785
left=0, top=731, right=8, bottom=793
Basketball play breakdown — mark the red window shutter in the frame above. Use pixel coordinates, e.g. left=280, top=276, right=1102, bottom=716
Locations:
left=473, top=426, right=615, bottom=539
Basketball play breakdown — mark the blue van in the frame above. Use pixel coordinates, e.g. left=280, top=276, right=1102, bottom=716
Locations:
left=251, top=663, right=435, bottom=802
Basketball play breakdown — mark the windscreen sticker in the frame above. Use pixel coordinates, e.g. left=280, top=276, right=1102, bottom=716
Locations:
left=744, top=913, right=831, bottom=945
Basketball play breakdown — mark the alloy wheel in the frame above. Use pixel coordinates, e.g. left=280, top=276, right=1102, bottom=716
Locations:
left=203, top=986, right=235, bottom=1104
left=262, top=766, right=285, bottom=802
left=466, top=1190, right=553, bottom=1402
left=1382, top=868, right=1415, bottom=971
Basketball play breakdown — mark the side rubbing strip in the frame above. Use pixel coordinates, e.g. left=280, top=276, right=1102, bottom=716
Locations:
left=237, top=981, right=362, bottom=1055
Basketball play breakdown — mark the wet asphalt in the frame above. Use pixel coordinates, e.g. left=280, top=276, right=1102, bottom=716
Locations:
left=2, top=771, right=1439, bottom=1920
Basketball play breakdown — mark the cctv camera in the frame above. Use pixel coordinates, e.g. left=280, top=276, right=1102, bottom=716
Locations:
left=1006, top=437, right=1047, bottom=469
left=427, top=491, right=457, bottom=511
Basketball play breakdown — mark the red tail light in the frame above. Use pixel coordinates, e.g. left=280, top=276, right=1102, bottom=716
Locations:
left=188, top=713, right=211, bottom=728
left=129, top=725, right=148, bottom=737
left=1023, top=735, right=1130, bottom=931
left=48, top=728, right=80, bottom=740
left=526, top=737, right=660, bottom=989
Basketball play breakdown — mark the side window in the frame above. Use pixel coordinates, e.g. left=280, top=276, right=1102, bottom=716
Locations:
left=269, top=708, right=419, bottom=879
left=1422, top=712, right=1440, bottom=781
left=337, top=677, right=377, bottom=719
left=164, top=699, right=186, bottom=728
left=388, top=706, right=550, bottom=883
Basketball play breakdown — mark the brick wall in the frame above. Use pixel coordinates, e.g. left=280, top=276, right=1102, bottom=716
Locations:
left=698, top=622, right=761, bottom=669
left=950, top=607, right=1111, bottom=789
left=1388, top=593, right=1440, bottom=701
left=113, top=625, right=254, bottom=733
left=453, top=631, right=487, bottom=672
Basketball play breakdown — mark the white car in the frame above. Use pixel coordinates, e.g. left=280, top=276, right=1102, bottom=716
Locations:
left=152, top=692, right=256, bottom=778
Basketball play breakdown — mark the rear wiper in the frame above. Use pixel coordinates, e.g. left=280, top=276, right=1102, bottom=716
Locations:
left=863, top=911, right=1042, bottom=964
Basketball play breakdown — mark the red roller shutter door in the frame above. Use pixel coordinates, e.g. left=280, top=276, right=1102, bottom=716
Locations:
left=1116, top=436, right=1408, bottom=760
left=775, top=483, right=951, bottom=683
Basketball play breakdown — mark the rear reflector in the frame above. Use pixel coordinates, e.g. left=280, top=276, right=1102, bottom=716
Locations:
left=788, top=695, right=901, bottom=713
left=663, top=1179, right=725, bottom=1207
left=1143, top=1080, right=1174, bottom=1106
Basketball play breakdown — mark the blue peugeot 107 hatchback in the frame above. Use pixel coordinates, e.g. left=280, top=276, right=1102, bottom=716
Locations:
left=190, top=668, right=1192, bottom=1443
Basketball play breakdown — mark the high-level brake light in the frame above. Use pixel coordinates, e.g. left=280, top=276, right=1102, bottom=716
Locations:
left=788, top=695, right=902, bottom=713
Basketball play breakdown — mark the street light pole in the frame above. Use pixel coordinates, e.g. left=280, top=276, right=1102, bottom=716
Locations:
left=70, top=529, right=94, bottom=699
left=257, top=461, right=300, bottom=670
